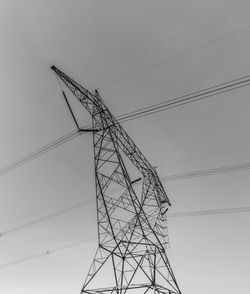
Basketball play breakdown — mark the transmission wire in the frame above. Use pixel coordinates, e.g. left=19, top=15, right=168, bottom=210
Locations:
left=1, top=22, right=250, bottom=273
left=161, top=162, right=250, bottom=182
left=0, top=237, right=95, bottom=269
left=0, top=205, right=249, bottom=270
left=100, top=23, right=250, bottom=89
left=1, top=159, right=250, bottom=238
left=118, top=77, right=250, bottom=123
left=0, top=130, right=79, bottom=177
left=116, top=74, right=250, bottom=120
left=3, top=22, right=250, bottom=148
left=1, top=74, right=250, bottom=178
left=0, top=75, right=249, bottom=240
left=0, top=199, right=93, bottom=237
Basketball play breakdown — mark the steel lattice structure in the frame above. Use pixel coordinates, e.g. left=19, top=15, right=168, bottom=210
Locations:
left=51, top=66, right=182, bottom=294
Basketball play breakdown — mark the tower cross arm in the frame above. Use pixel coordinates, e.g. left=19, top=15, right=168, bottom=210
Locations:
left=51, top=65, right=170, bottom=205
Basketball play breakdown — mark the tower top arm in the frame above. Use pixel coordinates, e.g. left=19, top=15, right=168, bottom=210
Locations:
left=51, top=65, right=170, bottom=205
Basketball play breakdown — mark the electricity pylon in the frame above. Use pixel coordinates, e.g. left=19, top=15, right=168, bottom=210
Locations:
left=51, top=66, right=182, bottom=294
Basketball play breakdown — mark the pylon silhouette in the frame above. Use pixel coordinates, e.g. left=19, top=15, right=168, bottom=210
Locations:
left=51, top=65, right=182, bottom=294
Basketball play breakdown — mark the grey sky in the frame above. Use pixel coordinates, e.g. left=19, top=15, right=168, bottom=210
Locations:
left=0, top=0, right=250, bottom=293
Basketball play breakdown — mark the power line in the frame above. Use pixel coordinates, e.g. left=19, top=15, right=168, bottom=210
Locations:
left=161, top=161, right=250, bottom=182
left=0, top=73, right=249, bottom=256
left=100, top=23, right=250, bottom=89
left=0, top=130, right=79, bottom=177
left=0, top=75, right=68, bottom=151
left=168, top=206, right=250, bottom=218
left=0, top=108, right=65, bottom=147
left=1, top=74, right=250, bottom=178
left=2, top=158, right=250, bottom=238
left=0, top=205, right=249, bottom=270
left=117, top=74, right=250, bottom=123
left=2, top=22, right=250, bottom=277
left=0, top=199, right=92, bottom=237
left=0, top=237, right=95, bottom=269
left=0, top=105, right=249, bottom=239
left=113, top=161, right=250, bottom=192
left=2, top=23, right=250, bottom=148
left=108, top=161, right=250, bottom=195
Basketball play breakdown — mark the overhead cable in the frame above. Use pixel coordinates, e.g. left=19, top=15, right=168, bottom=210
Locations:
left=1, top=74, right=250, bottom=178
left=0, top=108, right=65, bottom=147
left=0, top=237, right=95, bottom=269
left=0, top=130, right=79, bottom=177
left=161, top=161, right=250, bottom=182
left=0, top=199, right=92, bottom=237
left=100, top=23, right=250, bottom=89
left=2, top=23, right=250, bottom=147
left=0, top=205, right=249, bottom=269
left=168, top=206, right=250, bottom=218
left=117, top=74, right=250, bottom=123
left=1, top=159, right=250, bottom=237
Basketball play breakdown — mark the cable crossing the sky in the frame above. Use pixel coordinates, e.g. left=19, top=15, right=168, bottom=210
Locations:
left=1, top=73, right=250, bottom=178
left=2, top=22, right=250, bottom=150
left=0, top=205, right=249, bottom=270
left=100, top=22, right=250, bottom=89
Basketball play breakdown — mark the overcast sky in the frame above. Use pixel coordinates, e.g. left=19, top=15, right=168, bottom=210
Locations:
left=0, top=1, right=250, bottom=293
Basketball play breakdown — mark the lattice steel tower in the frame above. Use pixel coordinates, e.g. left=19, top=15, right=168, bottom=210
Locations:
left=51, top=66, right=182, bottom=294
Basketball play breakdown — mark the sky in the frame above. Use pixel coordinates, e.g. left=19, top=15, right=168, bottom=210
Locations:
left=0, top=0, right=250, bottom=293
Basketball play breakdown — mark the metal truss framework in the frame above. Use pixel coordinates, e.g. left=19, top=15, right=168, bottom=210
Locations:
left=51, top=66, right=182, bottom=294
